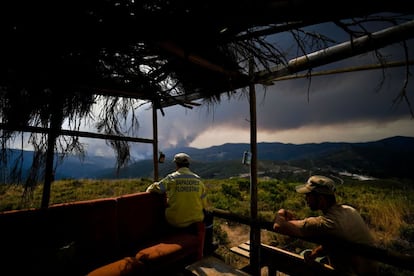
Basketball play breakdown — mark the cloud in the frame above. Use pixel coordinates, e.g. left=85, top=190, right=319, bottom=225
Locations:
left=151, top=56, right=414, bottom=151
left=258, top=67, right=412, bottom=128
left=83, top=32, right=414, bottom=158
left=66, top=45, right=414, bottom=159
left=189, top=119, right=414, bottom=148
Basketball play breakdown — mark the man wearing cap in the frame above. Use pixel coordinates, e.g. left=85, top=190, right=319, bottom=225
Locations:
left=273, top=175, right=378, bottom=275
left=146, top=152, right=209, bottom=259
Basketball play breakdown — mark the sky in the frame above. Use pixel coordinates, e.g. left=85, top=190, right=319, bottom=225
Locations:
left=82, top=20, right=414, bottom=161
left=13, top=18, right=414, bottom=161
left=83, top=55, right=414, bottom=161
left=155, top=63, right=414, bottom=148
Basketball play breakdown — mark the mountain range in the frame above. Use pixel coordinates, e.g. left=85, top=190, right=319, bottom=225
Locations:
left=3, top=136, right=414, bottom=181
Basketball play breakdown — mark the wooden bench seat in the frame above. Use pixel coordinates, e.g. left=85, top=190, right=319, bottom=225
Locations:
left=0, top=192, right=204, bottom=276
left=230, top=241, right=335, bottom=276
left=186, top=255, right=251, bottom=276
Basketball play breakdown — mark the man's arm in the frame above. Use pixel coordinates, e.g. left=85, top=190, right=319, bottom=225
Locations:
left=273, top=208, right=305, bottom=237
left=146, top=175, right=172, bottom=193
left=146, top=182, right=161, bottom=193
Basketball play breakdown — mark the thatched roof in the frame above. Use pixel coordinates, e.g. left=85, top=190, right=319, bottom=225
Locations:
left=2, top=1, right=413, bottom=107
left=1, top=0, right=414, bottom=189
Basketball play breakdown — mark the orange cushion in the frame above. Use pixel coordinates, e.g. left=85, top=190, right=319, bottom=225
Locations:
left=87, top=257, right=145, bottom=276
left=136, top=232, right=200, bottom=263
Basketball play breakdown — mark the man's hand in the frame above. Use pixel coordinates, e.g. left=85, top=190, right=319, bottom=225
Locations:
left=277, top=208, right=295, bottom=221
left=273, top=209, right=303, bottom=237
left=273, top=209, right=295, bottom=231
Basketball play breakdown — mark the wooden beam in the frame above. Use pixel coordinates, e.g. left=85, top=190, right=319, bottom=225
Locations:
left=255, top=19, right=414, bottom=84
left=270, top=60, right=414, bottom=82
left=0, top=124, right=154, bottom=144
left=159, top=20, right=414, bottom=108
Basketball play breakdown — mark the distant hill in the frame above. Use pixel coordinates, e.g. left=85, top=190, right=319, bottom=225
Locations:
left=105, top=136, right=414, bottom=180
left=0, top=150, right=116, bottom=181
left=2, top=136, right=414, bottom=181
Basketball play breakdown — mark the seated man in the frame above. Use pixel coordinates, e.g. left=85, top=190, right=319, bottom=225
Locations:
left=273, top=175, right=379, bottom=275
left=146, top=152, right=209, bottom=260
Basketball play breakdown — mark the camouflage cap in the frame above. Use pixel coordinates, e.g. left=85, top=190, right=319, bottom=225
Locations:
left=295, top=175, right=336, bottom=195
left=173, top=152, right=191, bottom=164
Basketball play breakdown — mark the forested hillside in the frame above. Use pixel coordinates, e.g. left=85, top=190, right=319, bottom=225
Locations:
left=3, top=136, right=414, bottom=181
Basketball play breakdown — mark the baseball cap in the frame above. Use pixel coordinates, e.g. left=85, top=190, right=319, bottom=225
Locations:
left=173, top=153, right=191, bottom=164
left=295, top=175, right=336, bottom=195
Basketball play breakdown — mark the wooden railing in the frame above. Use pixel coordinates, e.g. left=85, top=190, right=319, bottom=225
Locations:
left=210, top=208, right=414, bottom=275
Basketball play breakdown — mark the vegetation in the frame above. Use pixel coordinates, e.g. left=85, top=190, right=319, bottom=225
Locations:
left=1, top=176, right=413, bottom=274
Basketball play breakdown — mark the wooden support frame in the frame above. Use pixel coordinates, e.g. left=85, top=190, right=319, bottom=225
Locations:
left=212, top=208, right=414, bottom=272
left=152, top=102, right=159, bottom=181
left=248, top=59, right=261, bottom=276
left=1, top=105, right=159, bottom=207
left=230, top=241, right=336, bottom=276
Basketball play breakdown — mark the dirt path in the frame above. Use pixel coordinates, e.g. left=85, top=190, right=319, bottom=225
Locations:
left=221, top=223, right=250, bottom=247
left=221, top=222, right=275, bottom=246
left=217, top=223, right=278, bottom=276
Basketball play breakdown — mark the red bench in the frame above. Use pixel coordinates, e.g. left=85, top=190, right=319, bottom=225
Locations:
left=0, top=192, right=204, bottom=275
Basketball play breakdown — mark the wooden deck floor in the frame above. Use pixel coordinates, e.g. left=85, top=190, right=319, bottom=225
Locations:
left=185, top=255, right=251, bottom=276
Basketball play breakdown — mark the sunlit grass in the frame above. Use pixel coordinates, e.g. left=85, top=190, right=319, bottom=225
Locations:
left=1, top=176, right=413, bottom=251
left=0, top=178, right=152, bottom=211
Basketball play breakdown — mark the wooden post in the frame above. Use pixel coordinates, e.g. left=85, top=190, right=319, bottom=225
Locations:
left=152, top=102, right=159, bottom=181
left=41, top=130, right=55, bottom=208
left=41, top=110, right=61, bottom=208
left=249, top=59, right=261, bottom=276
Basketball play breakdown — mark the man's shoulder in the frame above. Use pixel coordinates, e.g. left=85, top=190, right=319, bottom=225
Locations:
left=177, top=167, right=199, bottom=176
left=327, top=204, right=360, bottom=219
left=337, top=204, right=357, bottom=211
